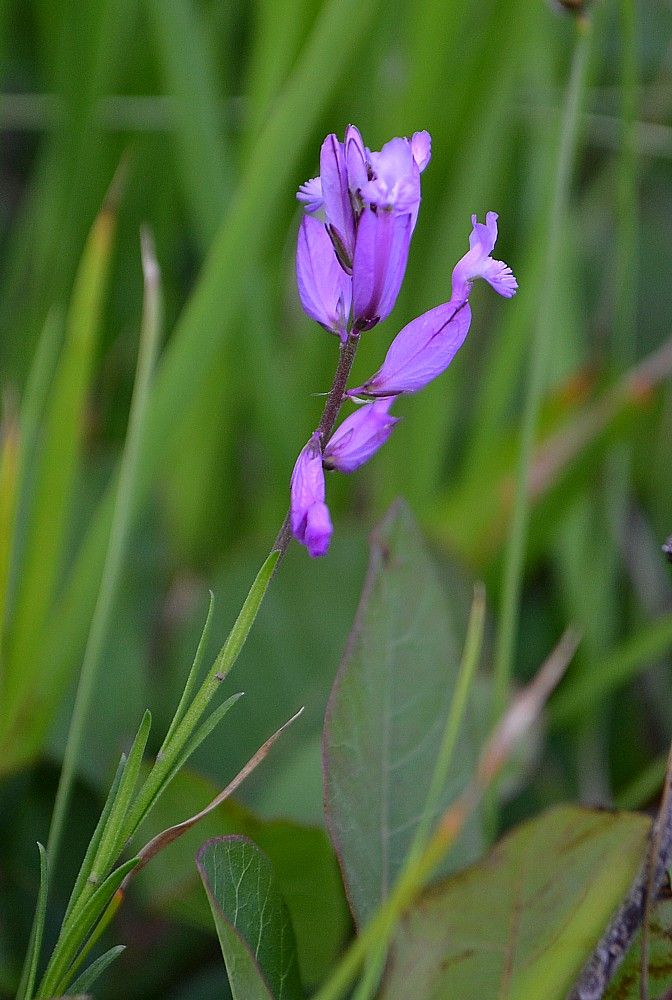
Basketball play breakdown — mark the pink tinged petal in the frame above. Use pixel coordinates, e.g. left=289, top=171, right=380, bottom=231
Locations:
left=290, top=433, right=333, bottom=557
left=320, top=133, right=356, bottom=268
left=352, top=299, right=472, bottom=397
left=352, top=209, right=412, bottom=331
left=323, top=398, right=399, bottom=473
left=297, top=176, right=324, bottom=214
left=451, top=212, right=518, bottom=301
left=411, top=131, right=432, bottom=172
left=296, top=216, right=352, bottom=339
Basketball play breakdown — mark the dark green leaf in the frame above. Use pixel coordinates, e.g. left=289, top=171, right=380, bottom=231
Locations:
left=324, top=499, right=483, bottom=927
left=382, top=805, right=649, bottom=1000
left=197, top=836, right=302, bottom=1000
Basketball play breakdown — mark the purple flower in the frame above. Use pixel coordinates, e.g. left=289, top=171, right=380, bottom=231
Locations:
left=296, top=216, right=352, bottom=339
left=290, top=432, right=332, bottom=558
left=296, top=126, right=432, bottom=333
left=349, top=212, right=516, bottom=397
left=323, top=398, right=399, bottom=473
left=451, top=212, right=518, bottom=302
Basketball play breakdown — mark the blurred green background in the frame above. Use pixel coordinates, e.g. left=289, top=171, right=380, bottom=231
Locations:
left=1, top=0, right=672, bottom=996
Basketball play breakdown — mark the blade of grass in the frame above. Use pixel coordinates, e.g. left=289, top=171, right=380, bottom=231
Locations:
left=36, top=857, right=139, bottom=999
left=159, top=591, right=215, bottom=754
left=124, top=549, right=279, bottom=841
left=549, top=613, right=672, bottom=729
left=491, top=16, right=592, bottom=726
left=1, top=177, right=120, bottom=745
left=15, top=843, right=48, bottom=1000
left=5, top=308, right=63, bottom=625
left=144, top=0, right=229, bottom=248
left=66, top=944, right=125, bottom=995
left=0, top=395, right=19, bottom=672
left=45, top=228, right=162, bottom=870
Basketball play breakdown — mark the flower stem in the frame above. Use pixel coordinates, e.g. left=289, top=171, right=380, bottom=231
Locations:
left=273, top=331, right=360, bottom=556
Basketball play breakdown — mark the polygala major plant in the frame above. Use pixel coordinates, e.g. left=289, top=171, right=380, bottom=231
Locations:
left=18, top=125, right=518, bottom=999
left=288, top=124, right=517, bottom=557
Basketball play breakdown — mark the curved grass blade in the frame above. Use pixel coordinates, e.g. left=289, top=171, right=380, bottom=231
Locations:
left=159, top=591, right=215, bottom=753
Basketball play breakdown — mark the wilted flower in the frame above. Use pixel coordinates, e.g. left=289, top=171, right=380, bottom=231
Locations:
left=290, top=433, right=332, bottom=558
left=323, top=398, right=399, bottom=473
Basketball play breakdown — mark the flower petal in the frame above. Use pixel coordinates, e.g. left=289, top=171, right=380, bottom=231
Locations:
left=352, top=209, right=412, bottom=331
left=290, top=432, right=333, bottom=557
left=297, top=176, right=324, bottom=214
left=324, top=398, right=399, bottom=473
left=296, top=216, right=352, bottom=338
left=411, top=131, right=432, bottom=172
left=351, top=299, right=472, bottom=397
left=451, top=212, right=518, bottom=301
left=320, top=133, right=356, bottom=267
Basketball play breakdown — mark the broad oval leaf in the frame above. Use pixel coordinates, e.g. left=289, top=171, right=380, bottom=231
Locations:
left=135, top=770, right=349, bottom=987
left=197, top=835, right=303, bottom=1000
left=323, top=499, right=482, bottom=927
left=382, top=805, right=649, bottom=1000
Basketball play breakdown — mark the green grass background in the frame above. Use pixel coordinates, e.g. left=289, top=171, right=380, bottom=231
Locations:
left=1, top=0, right=672, bottom=996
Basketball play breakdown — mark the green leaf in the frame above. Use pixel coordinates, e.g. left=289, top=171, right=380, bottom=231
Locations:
left=324, top=499, right=483, bottom=927
left=66, top=944, right=125, bottom=995
left=89, top=709, right=152, bottom=879
left=15, top=842, right=48, bottom=1000
left=197, top=836, right=303, bottom=1000
left=604, top=899, right=672, bottom=999
left=381, top=805, right=649, bottom=1000
left=37, top=857, right=139, bottom=998
left=135, top=770, right=349, bottom=988
left=63, top=754, right=126, bottom=923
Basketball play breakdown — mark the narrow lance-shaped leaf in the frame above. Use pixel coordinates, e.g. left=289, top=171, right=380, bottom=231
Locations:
left=15, top=843, right=48, bottom=1000
left=197, top=836, right=303, bottom=1000
left=323, top=499, right=483, bottom=927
